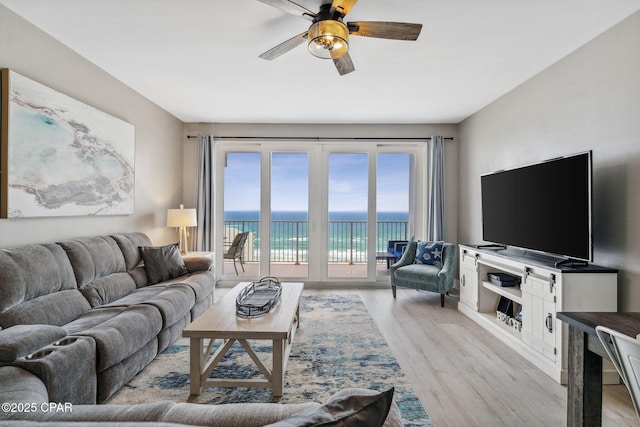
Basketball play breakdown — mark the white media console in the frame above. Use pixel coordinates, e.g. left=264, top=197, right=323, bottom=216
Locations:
left=457, top=244, right=618, bottom=384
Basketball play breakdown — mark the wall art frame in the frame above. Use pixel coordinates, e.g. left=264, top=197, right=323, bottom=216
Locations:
left=0, top=68, right=135, bottom=218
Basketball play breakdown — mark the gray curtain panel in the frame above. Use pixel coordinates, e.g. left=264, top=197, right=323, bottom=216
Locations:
left=194, top=134, right=214, bottom=251
left=427, top=135, right=445, bottom=241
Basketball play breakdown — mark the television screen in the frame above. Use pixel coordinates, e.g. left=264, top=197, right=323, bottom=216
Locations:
left=481, top=151, right=592, bottom=261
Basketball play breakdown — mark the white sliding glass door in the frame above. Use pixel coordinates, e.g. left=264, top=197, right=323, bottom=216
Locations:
left=216, top=140, right=424, bottom=284
left=327, top=153, right=369, bottom=278
left=222, top=152, right=261, bottom=277
left=376, top=153, right=411, bottom=278
left=270, top=152, right=309, bottom=278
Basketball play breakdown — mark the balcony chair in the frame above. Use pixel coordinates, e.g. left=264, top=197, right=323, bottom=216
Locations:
left=389, top=241, right=456, bottom=307
left=595, top=326, right=640, bottom=421
left=224, top=232, right=249, bottom=275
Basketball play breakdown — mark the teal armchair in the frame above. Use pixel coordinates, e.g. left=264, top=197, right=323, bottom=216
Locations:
left=389, top=241, right=456, bottom=307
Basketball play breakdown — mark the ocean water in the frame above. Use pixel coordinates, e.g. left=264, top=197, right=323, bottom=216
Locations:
left=225, top=211, right=408, bottom=221
left=224, top=211, right=409, bottom=262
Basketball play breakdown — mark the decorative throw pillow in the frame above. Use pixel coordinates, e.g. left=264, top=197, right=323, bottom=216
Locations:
left=139, top=243, right=188, bottom=285
left=263, top=387, right=394, bottom=427
left=415, top=241, right=444, bottom=267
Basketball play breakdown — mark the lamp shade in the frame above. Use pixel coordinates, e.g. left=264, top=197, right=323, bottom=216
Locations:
left=167, top=207, right=197, bottom=227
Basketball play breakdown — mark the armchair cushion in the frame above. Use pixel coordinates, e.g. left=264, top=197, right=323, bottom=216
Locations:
left=415, top=241, right=444, bottom=267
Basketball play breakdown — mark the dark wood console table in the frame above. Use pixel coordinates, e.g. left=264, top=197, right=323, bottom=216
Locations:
left=556, top=312, right=640, bottom=427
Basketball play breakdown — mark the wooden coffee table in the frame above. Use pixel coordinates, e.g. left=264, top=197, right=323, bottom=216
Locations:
left=182, top=282, right=304, bottom=400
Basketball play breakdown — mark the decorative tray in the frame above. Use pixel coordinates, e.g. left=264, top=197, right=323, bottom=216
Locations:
left=236, top=277, right=282, bottom=318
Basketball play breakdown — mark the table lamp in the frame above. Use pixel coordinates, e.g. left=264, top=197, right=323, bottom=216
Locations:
left=167, top=204, right=197, bottom=254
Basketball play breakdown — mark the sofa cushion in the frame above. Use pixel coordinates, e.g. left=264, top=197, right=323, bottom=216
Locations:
left=111, top=232, right=153, bottom=271
left=0, top=422, right=188, bottom=427
left=58, top=236, right=138, bottom=307
left=0, top=366, right=49, bottom=407
left=139, top=244, right=188, bottom=285
left=55, top=401, right=176, bottom=423
left=0, top=397, right=175, bottom=424
left=0, top=244, right=80, bottom=327
left=161, top=270, right=215, bottom=303
left=74, top=305, right=162, bottom=371
left=0, top=325, right=67, bottom=362
left=101, top=284, right=196, bottom=328
left=112, top=233, right=154, bottom=288
left=263, top=387, right=394, bottom=427
left=0, top=289, right=91, bottom=329
left=58, top=237, right=127, bottom=287
left=163, top=402, right=320, bottom=427
left=62, top=307, right=129, bottom=335
left=144, top=286, right=195, bottom=327
left=81, top=273, right=139, bottom=307
left=414, top=241, right=444, bottom=267
left=96, top=338, right=159, bottom=403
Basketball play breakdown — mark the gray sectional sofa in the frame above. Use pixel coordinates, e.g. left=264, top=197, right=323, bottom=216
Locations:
left=0, top=232, right=215, bottom=404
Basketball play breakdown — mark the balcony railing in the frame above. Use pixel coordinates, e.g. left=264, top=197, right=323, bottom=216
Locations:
left=223, top=219, right=408, bottom=264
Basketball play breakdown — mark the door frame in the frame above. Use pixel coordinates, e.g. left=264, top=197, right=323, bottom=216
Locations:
left=214, top=140, right=426, bottom=286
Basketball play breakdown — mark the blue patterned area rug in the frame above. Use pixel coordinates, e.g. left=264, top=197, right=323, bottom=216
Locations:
left=108, top=294, right=431, bottom=426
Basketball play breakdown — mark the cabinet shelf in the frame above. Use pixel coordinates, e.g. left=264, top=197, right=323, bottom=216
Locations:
left=478, top=311, right=522, bottom=338
left=481, top=281, right=523, bottom=305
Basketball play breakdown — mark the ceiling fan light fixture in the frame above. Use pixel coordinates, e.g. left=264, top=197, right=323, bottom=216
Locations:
left=308, top=20, right=349, bottom=59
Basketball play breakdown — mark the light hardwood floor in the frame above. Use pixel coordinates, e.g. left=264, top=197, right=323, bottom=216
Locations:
left=303, top=287, right=639, bottom=427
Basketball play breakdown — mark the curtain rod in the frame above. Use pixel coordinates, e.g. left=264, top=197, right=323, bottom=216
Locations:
left=186, top=135, right=453, bottom=141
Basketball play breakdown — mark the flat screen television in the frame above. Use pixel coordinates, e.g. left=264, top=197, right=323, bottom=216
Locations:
left=481, top=151, right=592, bottom=263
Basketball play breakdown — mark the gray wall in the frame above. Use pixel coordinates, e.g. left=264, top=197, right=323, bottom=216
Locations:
left=0, top=5, right=185, bottom=248
left=458, top=11, right=640, bottom=311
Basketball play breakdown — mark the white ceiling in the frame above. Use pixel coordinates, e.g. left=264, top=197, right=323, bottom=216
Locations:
left=2, top=0, right=639, bottom=124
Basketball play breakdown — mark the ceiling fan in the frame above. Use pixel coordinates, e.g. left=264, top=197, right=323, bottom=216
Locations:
left=257, top=0, right=423, bottom=76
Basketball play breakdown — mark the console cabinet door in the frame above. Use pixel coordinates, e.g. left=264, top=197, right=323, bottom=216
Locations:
left=521, top=273, right=557, bottom=362
left=459, top=249, right=478, bottom=310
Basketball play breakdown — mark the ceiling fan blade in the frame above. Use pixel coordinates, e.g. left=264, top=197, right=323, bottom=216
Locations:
left=256, top=0, right=316, bottom=21
left=332, top=52, right=355, bottom=76
left=259, top=31, right=309, bottom=60
left=347, top=21, right=422, bottom=40
left=329, top=0, right=358, bottom=17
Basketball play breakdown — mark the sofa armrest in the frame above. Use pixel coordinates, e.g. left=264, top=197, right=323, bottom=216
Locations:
left=0, top=325, right=67, bottom=362
left=183, top=256, right=213, bottom=273
left=164, top=402, right=319, bottom=427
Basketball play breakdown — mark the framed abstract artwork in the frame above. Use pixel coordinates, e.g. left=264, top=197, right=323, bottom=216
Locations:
left=0, top=68, right=135, bottom=218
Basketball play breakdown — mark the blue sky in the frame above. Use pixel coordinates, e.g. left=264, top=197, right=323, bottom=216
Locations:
left=224, top=152, right=409, bottom=212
